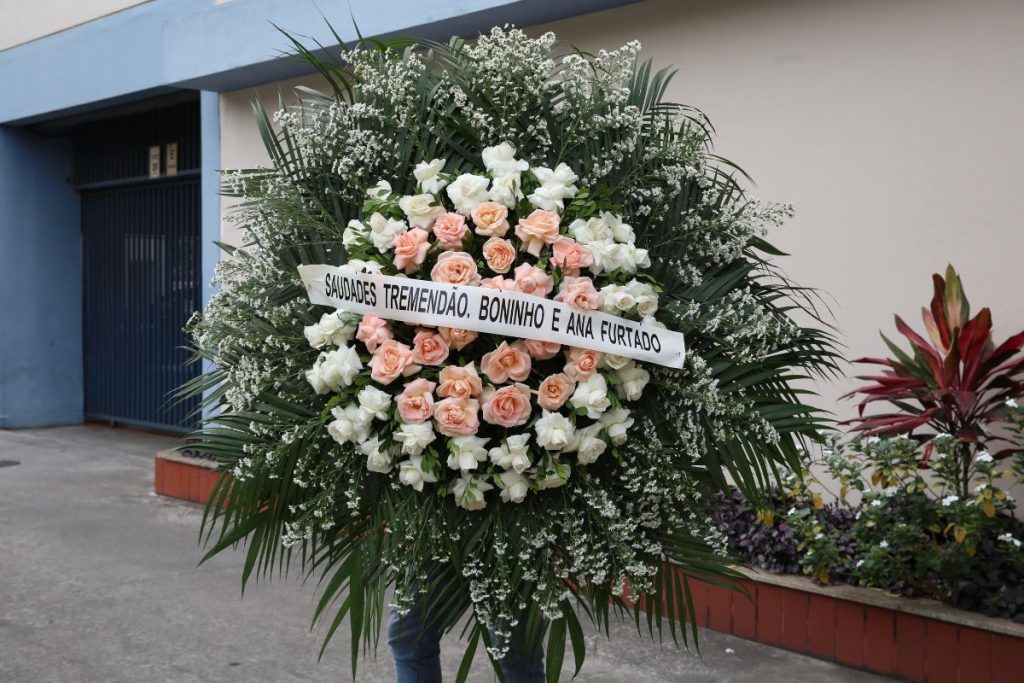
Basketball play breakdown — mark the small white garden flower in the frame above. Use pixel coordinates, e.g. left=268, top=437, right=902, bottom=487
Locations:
left=534, top=410, right=575, bottom=450
left=878, top=540, right=889, bottom=549
left=447, top=435, right=490, bottom=471
left=528, top=163, right=578, bottom=212
left=570, top=373, right=611, bottom=418
left=398, top=455, right=437, bottom=491
left=488, top=434, right=532, bottom=473
left=446, top=173, right=491, bottom=215
left=450, top=473, right=493, bottom=510
left=357, top=385, right=392, bottom=421
left=1006, top=398, right=1020, bottom=408
left=975, top=451, right=994, bottom=463
left=413, top=158, right=447, bottom=194
left=941, top=494, right=960, bottom=507
left=368, top=212, right=408, bottom=251
left=998, top=533, right=1022, bottom=548
left=598, top=408, right=633, bottom=445
left=481, top=142, right=528, bottom=177
left=395, top=422, right=436, bottom=456
left=495, top=469, right=530, bottom=503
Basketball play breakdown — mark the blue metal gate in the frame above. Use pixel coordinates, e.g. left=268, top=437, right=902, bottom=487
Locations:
left=75, top=100, right=201, bottom=433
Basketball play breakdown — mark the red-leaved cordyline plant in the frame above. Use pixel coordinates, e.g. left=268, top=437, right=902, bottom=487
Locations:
left=844, top=266, right=1024, bottom=495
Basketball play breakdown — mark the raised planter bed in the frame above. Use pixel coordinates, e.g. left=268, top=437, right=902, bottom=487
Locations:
left=153, top=459, right=1023, bottom=681
left=154, top=450, right=219, bottom=505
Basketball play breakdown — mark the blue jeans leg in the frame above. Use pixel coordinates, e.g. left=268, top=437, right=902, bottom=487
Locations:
left=388, top=599, right=443, bottom=683
left=497, top=635, right=545, bottom=683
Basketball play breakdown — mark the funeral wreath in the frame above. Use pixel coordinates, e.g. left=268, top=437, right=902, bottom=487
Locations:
left=183, top=27, right=839, bottom=681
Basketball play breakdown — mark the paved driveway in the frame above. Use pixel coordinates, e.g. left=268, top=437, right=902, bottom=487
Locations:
left=0, top=426, right=893, bottom=682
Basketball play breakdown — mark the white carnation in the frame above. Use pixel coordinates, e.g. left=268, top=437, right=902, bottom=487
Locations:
left=599, top=407, right=634, bottom=445
left=446, top=173, right=491, bottom=215
left=482, top=142, right=529, bottom=177
left=495, top=469, right=530, bottom=503
left=398, top=454, right=437, bottom=491
left=615, top=362, right=650, bottom=401
left=357, top=385, right=392, bottom=421
left=534, top=410, right=575, bottom=450
left=528, top=163, right=578, bottom=212
left=395, top=422, right=436, bottom=456
left=447, top=435, right=490, bottom=472
left=368, top=212, right=408, bottom=251
left=413, top=158, right=448, bottom=194
left=450, top=473, right=493, bottom=511
left=569, top=373, right=611, bottom=418
left=488, top=433, right=532, bottom=473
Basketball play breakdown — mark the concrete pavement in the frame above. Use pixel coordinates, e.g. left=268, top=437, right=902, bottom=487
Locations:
left=0, top=425, right=894, bottom=682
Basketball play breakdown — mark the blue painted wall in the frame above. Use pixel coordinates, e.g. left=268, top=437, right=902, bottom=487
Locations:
left=0, top=127, right=82, bottom=427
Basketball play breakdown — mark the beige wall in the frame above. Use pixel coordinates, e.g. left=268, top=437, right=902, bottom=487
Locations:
left=0, top=0, right=151, bottom=51
left=219, top=0, right=1024, bottom=423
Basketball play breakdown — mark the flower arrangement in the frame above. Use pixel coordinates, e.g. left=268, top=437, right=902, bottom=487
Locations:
left=185, top=27, right=838, bottom=680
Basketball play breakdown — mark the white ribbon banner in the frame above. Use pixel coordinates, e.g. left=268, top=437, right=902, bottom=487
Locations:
left=298, top=264, right=686, bottom=369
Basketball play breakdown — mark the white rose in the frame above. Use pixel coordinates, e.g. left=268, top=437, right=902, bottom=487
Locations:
left=641, top=315, right=666, bottom=330
left=573, top=423, right=607, bottom=465
left=568, top=217, right=612, bottom=245
left=398, top=194, right=444, bottom=229
left=366, top=180, right=392, bottom=200
left=305, top=364, right=329, bottom=395
left=528, top=163, right=578, bottom=212
left=599, top=284, right=636, bottom=313
left=617, top=244, right=650, bottom=273
left=488, top=433, right=532, bottom=473
left=587, top=241, right=621, bottom=275
left=414, top=158, right=448, bottom=194
left=446, top=173, right=491, bottom=215
left=603, top=212, right=635, bottom=243
left=488, top=172, right=524, bottom=209
left=341, top=259, right=384, bottom=274
left=368, top=212, right=408, bottom=251
left=534, top=410, right=575, bottom=451
left=534, top=457, right=571, bottom=490
left=601, top=353, right=631, bottom=371
left=450, top=473, right=494, bottom=511
left=615, top=362, right=650, bottom=402
left=447, top=435, right=490, bottom=472
left=395, top=422, right=436, bottom=456
left=626, top=280, right=658, bottom=316
left=343, top=219, right=368, bottom=248
left=318, top=345, right=363, bottom=391
left=599, top=408, right=634, bottom=445
left=304, top=311, right=358, bottom=349
left=398, top=454, right=437, bottom=491
left=482, top=142, right=529, bottom=177
left=569, top=373, right=611, bottom=418
left=328, top=404, right=370, bottom=445
left=360, top=437, right=393, bottom=473
left=495, top=469, right=530, bottom=503
left=357, top=385, right=392, bottom=421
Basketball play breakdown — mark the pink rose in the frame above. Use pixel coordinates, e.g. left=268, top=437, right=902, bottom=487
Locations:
left=481, top=383, right=532, bottom=427
left=471, top=201, right=510, bottom=237
left=480, top=275, right=518, bottom=291
left=411, top=328, right=450, bottom=366
left=522, top=338, right=561, bottom=360
left=396, top=378, right=436, bottom=423
left=433, top=397, right=480, bottom=437
left=512, top=263, right=553, bottom=297
left=554, top=276, right=601, bottom=311
left=439, top=327, right=478, bottom=351
left=482, top=237, right=516, bottom=274
left=355, top=314, right=393, bottom=352
left=537, top=373, right=575, bottom=410
left=430, top=250, right=481, bottom=286
left=564, top=347, right=602, bottom=380
left=393, top=228, right=430, bottom=273
left=480, top=341, right=531, bottom=384
left=437, top=363, right=483, bottom=399
left=551, top=237, right=594, bottom=276
left=432, top=212, right=469, bottom=250
left=369, top=340, right=420, bottom=385
left=514, top=209, right=560, bottom=256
